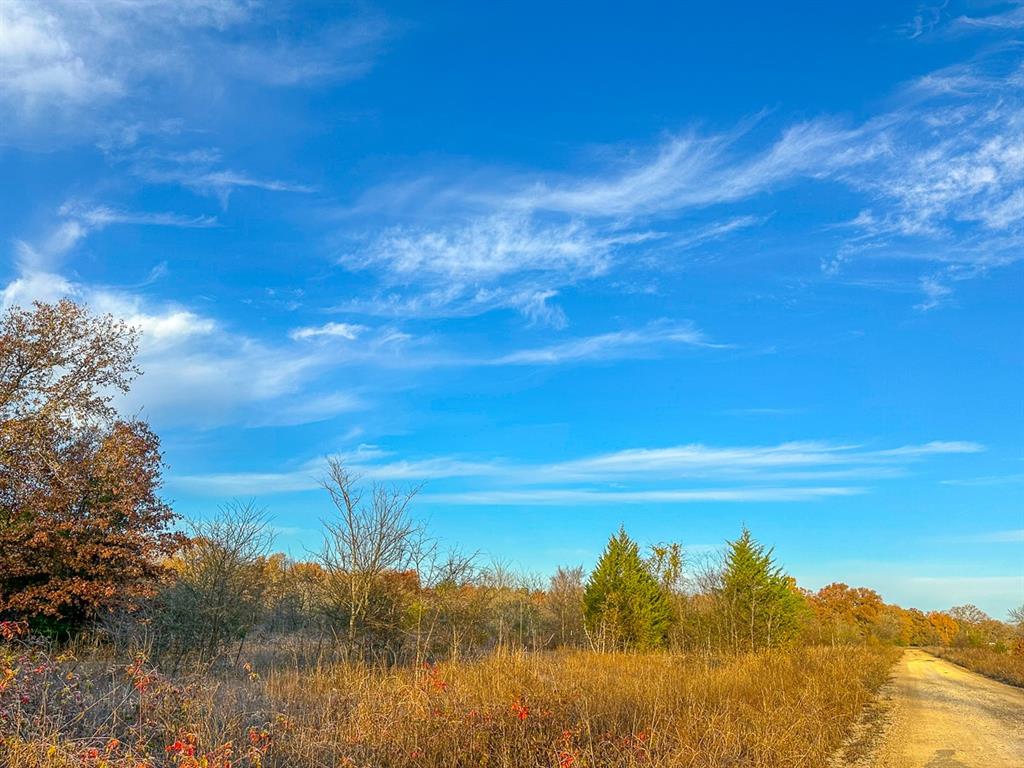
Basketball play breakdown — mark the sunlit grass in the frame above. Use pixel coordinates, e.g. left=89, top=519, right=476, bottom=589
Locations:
left=2, top=632, right=897, bottom=768
left=930, top=646, right=1024, bottom=688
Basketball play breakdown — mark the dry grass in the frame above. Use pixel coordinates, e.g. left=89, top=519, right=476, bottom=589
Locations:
left=929, top=646, right=1024, bottom=688
left=1, top=635, right=898, bottom=768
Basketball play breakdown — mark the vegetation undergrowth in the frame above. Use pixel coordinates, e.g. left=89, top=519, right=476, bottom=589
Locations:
left=929, top=645, right=1024, bottom=688
left=1, top=625, right=898, bottom=768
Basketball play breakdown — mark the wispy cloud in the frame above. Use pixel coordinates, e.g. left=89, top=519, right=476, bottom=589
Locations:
left=339, top=215, right=641, bottom=325
left=910, top=575, right=1024, bottom=591
left=339, top=122, right=860, bottom=322
left=515, top=120, right=867, bottom=218
left=2, top=204, right=733, bottom=425
left=489, top=321, right=724, bottom=365
left=174, top=438, right=982, bottom=498
left=0, top=260, right=360, bottom=427
left=223, top=16, right=393, bottom=87
left=336, top=44, right=1024, bottom=318
left=174, top=450, right=502, bottom=495
left=0, top=0, right=123, bottom=107
left=872, top=441, right=984, bottom=458
left=830, top=52, right=1024, bottom=307
left=348, top=215, right=619, bottom=282
left=721, top=407, right=802, bottom=417
left=12, top=201, right=218, bottom=272
left=0, top=0, right=393, bottom=140
left=953, top=6, right=1024, bottom=31
left=138, top=164, right=316, bottom=204
left=419, top=486, right=864, bottom=506
left=536, top=440, right=982, bottom=482
left=915, top=275, right=954, bottom=311
left=941, top=473, right=1024, bottom=486
left=289, top=322, right=367, bottom=341
left=935, top=529, right=1024, bottom=544
left=59, top=203, right=218, bottom=229
left=1, top=271, right=75, bottom=310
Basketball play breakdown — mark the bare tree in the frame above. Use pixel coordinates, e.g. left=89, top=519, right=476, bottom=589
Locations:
left=316, top=459, right=425, bottom=660
left=547, top=566, right=585, bottom=648
left=157, top=500, right=273, bottom=666
left=409, top=546, right=480, bottom=661
left=1010, top=604, right=1024, bottom=632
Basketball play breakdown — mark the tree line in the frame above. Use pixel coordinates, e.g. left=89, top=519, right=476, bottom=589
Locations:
left=2, top=301, right=1021, bottom=666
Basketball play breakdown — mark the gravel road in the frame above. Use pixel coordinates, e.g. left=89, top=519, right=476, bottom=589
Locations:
left=847, top=649, right=1024, bottom=767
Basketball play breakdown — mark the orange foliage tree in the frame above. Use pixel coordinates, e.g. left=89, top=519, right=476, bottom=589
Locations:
left=0, top=300, right=181, bottom=631
left=809, top=583, right=884, bottom=644
left=928, top=611, right=960, bottom=646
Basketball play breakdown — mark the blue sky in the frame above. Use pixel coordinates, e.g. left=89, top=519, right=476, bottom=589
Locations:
left=1, top=1, right=1022, bottom=617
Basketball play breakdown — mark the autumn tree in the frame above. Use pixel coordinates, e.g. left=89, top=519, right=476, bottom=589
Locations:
left=719, top=528, right=804, bottom=651
left=928, top=611, right=959, bottom=646
left=0, top=301, right=180, bottom=632
left=1009, top=605, right=1024, bottom=656
left=948, top=604, right=1004, bottom=647
left=810, top=583, right=884, bottom=644
left=583, top=527, right=673, bottom=651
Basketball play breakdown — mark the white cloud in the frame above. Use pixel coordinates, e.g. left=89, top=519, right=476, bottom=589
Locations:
left=872, top=440, right=984, bottom=458
left=908, top=575, right=1024, bottom=599
left=0, top=0, right=391, bottom=138
left=0, top=264, right=358, bottom=428
left=338, top=48, right=1024, bottom=317
left=419, top=486, right=863, bottom=505
left=349, top=215, right=615, bottom=282
left=175, top=470, right=323, bottom=496
left=174, top=438, right=982, bottom=497
left=536, top=440, right=982, bottom=482
left=339, top=215, right=652, bottom=324
left=0, top=0, right=122, bottom=105
left=60, top=203, right=218, bottom=229
left=339, top=123, right=858, bottom=321
left=490, top=321, right=723, bottom=365
left=136, top=310, right=216, bottom=341
left=104, top=303, right=217, bottom=347
left=833, top=60, right=1024, bottom=311
left=0, top=270, right=76, bottom=310
left=177, top=170, right=316, bottom=197
left=517, top=120, right=866, bottom=218
left=937, top=529, right=1024, bottom=544
left=9, top=202, right=219, bottom=277
left=954, top=7, right=1024, bottom=31
left=173, top=451, right=500, bottom=495
left=941, top=473, right=1024, bottom=486
left=252, top=391, right=364, bottom=427
left=290, top=322, right=367, bottom=341
left=224, top=16, right=392, bottom=86
left=125, top=338, right=327, bottom=427
left=915, top=275, right=954, bottom=311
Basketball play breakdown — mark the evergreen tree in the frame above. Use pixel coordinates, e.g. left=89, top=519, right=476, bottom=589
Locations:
left=583, top=527, right=673, bottom=650
left=720, top=527, right=804, bottom=651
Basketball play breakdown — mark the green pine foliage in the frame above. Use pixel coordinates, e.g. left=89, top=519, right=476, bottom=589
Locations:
left=721, top=527, right=805, bottom=651
left=583, top=527, right=673, bottom=650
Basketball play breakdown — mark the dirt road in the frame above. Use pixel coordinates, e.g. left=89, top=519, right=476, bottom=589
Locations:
left=846, top=649, right=1024, bottom=767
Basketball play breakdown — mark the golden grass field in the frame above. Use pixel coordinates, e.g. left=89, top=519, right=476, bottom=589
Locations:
left=2, top=639, right=899, bottom=768
left=929, top=646, right=1024, bottom=688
